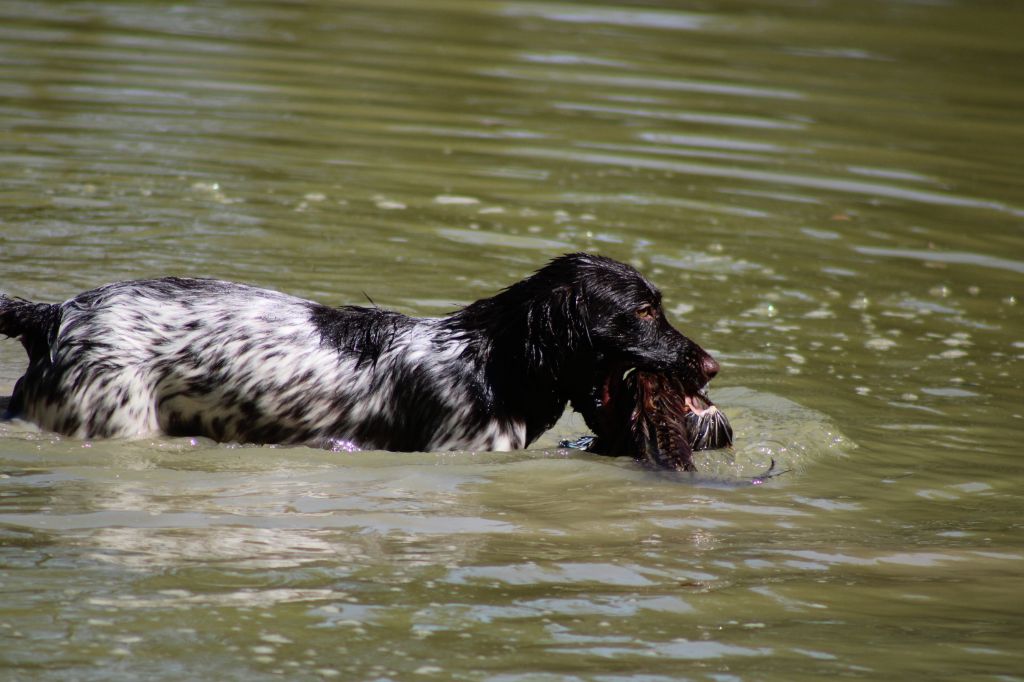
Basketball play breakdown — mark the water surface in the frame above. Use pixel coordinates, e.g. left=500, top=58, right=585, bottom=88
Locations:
left=1, top=0, right=1022, bottom=680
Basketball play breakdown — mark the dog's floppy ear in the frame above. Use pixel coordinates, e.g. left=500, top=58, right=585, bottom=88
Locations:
left=559, top=281, right=592, bottom=352
left=523, top=282, right=592, bottom=373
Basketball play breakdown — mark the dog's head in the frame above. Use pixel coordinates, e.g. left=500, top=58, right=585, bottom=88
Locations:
left=522, top=253, right=719, bottom=385
left=525, top=254, right=731, bottom=469
left=453, top=253, right=730, bottom=463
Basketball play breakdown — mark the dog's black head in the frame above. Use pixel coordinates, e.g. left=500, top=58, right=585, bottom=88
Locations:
left=521, top=254, right=731, bottom=469
left=451, top=253, right=730, bottom=460
left=512, top=253, right=719, bottom=386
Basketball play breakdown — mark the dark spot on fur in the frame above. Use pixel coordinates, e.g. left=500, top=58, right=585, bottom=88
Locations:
left=165, top=411, right=203, bottom=438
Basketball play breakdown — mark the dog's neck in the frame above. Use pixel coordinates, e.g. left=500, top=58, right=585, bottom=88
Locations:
left=444, top=282, right=594, bottom=444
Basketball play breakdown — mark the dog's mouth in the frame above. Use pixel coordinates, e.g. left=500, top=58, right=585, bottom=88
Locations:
left=574, top=364, right=733, bottom=471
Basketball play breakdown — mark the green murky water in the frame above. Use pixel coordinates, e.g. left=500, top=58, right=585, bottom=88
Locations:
left=1, top=0, right=1022, bottom=679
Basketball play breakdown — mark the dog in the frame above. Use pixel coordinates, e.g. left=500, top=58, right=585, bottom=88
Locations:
left=0, top=253, right=722, bottom=453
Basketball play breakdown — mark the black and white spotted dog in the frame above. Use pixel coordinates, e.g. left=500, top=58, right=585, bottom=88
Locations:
left=0, top=253, right=720, bottom=452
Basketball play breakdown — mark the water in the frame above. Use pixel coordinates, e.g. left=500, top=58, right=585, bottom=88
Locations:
left=1, top=0, right=1022, bottom=679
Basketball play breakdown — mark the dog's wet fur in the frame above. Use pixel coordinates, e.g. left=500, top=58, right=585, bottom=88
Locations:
left=1, top=253, right=728, bottom=464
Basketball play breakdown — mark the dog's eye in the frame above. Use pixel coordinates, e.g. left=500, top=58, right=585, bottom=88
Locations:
left=635, top=304, right=656, bottom=320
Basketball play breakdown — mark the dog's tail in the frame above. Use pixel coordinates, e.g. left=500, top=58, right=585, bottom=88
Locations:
left=1, top=293, right=60, bottom=359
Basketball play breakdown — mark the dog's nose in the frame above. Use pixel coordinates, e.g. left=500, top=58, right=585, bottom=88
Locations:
left=701, top=354, right=720, bottom=382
